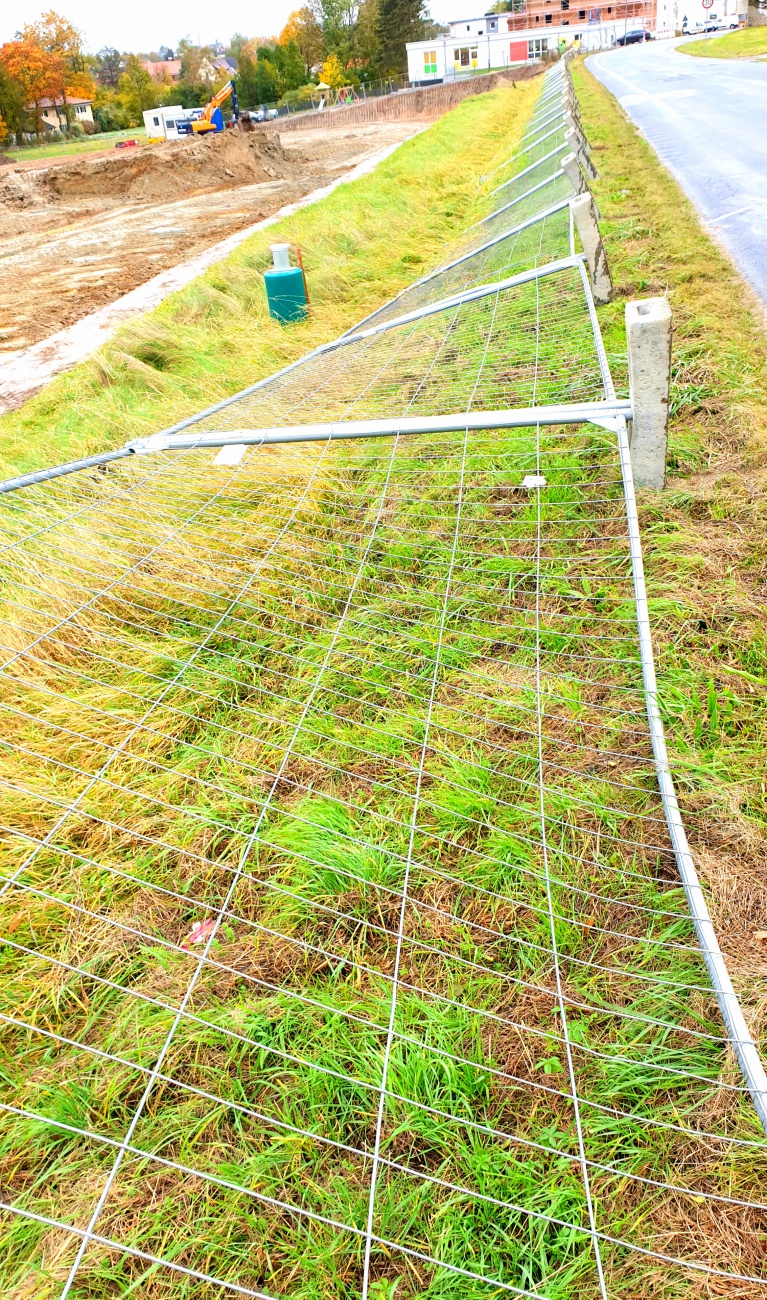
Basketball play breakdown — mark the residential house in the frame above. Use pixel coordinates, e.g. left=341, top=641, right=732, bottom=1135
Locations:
left=198, top=54, right=238, bottom=82
left=34, top=96, right=95, bottom=131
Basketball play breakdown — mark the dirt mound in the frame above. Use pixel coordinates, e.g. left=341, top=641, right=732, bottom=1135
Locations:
left=1, top=131, right=300, bottom=208
left=0, top=167, right=47, bottom=209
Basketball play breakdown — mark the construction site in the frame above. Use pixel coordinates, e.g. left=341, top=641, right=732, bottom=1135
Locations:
left=0, top=122, right=421, bottom=370
left=2, top=45, right=767, bottom=1300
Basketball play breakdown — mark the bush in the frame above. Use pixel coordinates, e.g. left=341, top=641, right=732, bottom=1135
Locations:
left=93, top=101, right=129, bottom=132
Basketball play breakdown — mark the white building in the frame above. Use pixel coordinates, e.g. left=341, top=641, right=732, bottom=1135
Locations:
left=408, top=16, right=620, bottom=84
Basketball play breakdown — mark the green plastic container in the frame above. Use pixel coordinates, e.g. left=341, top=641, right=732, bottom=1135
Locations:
left=265, top=267, right=308, bottom=323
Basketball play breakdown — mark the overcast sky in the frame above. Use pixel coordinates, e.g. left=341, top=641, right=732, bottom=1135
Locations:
left=0, top=0, right=299, bottom=53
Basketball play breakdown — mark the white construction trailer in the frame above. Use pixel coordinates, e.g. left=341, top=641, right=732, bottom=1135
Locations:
left=142, top=105, right=199, bottom=141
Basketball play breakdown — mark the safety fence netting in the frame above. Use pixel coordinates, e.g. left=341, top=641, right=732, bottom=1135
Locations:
left=1, top=60, right=766, bottom=1300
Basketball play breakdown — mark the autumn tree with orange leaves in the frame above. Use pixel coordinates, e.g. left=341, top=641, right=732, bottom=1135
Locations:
left=0, top=10, right=96, bottom=142
left=21, top=11, right=96, bottom=130
left=0, top=39, right=65, bottom=140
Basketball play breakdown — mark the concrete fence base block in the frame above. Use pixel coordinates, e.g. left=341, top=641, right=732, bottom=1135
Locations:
left=626, top=297, right=672, bottom=490
left=563, top=109, right=584, bottom=142
left=565, top=127, right=597, bottom=180
left=560, top=151, right=587, bottom=195
left=570, top=193, right=612, bottom=304
left=560, top=151, right=600, bottom=217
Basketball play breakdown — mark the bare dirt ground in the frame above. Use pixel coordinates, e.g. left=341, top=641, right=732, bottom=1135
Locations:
left=0, top=121, right=419, bottom=357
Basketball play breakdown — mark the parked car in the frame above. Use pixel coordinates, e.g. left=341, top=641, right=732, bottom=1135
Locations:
left=251, top=108, right=279, bottom=122
left=616, top=27, right=653, bottom=44
left=686, top=17, right=738, bottom=31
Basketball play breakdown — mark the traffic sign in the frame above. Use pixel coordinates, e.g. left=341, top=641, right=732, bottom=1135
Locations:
left=702, top=0, right=714, bottom=9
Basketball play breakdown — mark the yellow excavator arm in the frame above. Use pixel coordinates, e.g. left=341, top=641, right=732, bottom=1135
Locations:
left=191, top=79, right=240, bottom=134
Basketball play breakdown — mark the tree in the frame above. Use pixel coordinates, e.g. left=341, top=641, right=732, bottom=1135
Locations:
left=92, top=46, right=121, bottom=87
left=320, top=51, right=346, bottom=86
left=312, top=0, right=362, bottom=67
left=356, top=0, right=381, bottom=74
left=177, top=39, right=216, bottom=88
left=376, top=0, right=427, bottom=73
left=92, top=84, right=129, bottom=131
left=20, top=11, right=95, bottom=130
left=21, top=11, right=87, bottom=72
left=227, top=33, right=248, bottom=59
left=0, top=61, right=26, bottom=143
left=0, top=38, right=63, bottom=139
left=274, top=39, right=308, bottom=89
left=118, top=53, right=159, bottom=119
left=280, top=8, right=325, bottom=71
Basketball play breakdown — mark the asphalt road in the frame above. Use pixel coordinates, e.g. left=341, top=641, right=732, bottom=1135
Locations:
left=588, top=37, right=767, bottom=306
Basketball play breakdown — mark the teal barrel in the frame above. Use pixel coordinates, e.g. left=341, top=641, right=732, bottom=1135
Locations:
left=264, top=267, right=308, bottom=323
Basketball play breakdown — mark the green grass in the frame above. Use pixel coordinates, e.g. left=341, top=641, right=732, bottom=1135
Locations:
left=1, top=128, right=148, bottom=163
left=1, top=67, right=767, bottom=1299
left=682, top=25, right=767, bottom=57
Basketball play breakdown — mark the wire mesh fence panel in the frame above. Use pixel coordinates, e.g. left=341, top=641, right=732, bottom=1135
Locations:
left=352, top=207, right=574, bottom=331
left=178, top=265, right=604, bottom=440
left=1, top=60, right=766, bottom=1300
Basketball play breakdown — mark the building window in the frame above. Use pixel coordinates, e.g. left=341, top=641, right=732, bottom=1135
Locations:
left=455, top=46, right=471, bottom=65
left=470, top=45, right=479, bottom=65
left=545, top=11, right=553, bottom=19
left=579, top=8, right=586, bottom=15
left=528, top=36, right=548, bottom=54
left=423, top=49, right=438, bottom=75
left=562, top=0, right=569, bottom=7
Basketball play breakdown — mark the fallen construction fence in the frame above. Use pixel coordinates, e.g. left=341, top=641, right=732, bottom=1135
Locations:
left=1, top=58, right=766, bottom=1300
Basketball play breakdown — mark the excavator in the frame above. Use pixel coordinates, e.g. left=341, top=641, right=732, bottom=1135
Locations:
left=178, top=79, right=240, bottom=136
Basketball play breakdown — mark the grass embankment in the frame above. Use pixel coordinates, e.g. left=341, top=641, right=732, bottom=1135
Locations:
left=1, top=128, right=148, bottom=164
left=0, top=77, right=540, bottom=480
left=682, top=26, right=767, bottom=57
left=575, top=55, right=767, bottom=1081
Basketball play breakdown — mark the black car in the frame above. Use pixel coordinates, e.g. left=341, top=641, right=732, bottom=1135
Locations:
left=616, top=28, right=653, bottom=43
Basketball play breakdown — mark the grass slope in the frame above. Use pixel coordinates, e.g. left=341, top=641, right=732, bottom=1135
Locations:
left=682, top=26, right=767, bottom=57
left=575, top=52, right=767, bottom=1112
